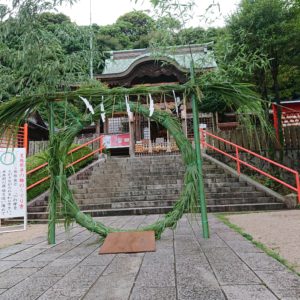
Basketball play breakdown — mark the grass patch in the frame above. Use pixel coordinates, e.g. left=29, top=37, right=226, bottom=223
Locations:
left=27, top=144, right=93, bottom=201
left=216, top=213, right=300, bottom=276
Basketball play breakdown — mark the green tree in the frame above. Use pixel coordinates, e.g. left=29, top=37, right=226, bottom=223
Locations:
left=116, top=11, right=155, bottom=48
left=0, top=9, right=95, bottom=100
left=95, top=11, right=155, bottom=50
left=226, top=0, right=300, bottom=101
left=223, top=0, right=300, bottom=146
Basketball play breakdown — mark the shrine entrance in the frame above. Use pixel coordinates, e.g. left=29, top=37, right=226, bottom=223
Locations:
left=96, top=45, right=216, bottom=156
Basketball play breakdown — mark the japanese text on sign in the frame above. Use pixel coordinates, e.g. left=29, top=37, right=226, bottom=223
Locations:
left=0, top=148, right=26, bottom=219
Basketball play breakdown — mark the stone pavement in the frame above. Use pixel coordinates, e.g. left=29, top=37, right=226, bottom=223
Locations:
left=0, top=214, right=299, bottom=300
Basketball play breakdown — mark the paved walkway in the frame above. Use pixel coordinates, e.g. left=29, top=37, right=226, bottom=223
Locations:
left=0, top=214, right=299, bottom=300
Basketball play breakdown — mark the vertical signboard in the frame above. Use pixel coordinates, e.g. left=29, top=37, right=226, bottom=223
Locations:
left=0, top=148, right=27, bottom=233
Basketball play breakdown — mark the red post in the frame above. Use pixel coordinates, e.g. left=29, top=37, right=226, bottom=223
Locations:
left=272, top=103, right=279, bottom=141
left=23, top=123, right=28, bottom=156
left=199, top=128, right=206, bottom=149
left=236, top=146, right=241, bottom=175
left=296, top=172, right=300, bottom=204
left=99, top=135, right=103, bottom=154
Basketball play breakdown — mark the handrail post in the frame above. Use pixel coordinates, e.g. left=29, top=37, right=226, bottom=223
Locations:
left=236, top=146, right=241, bottom=175
left=296, top=172, right=300, bottom=204
left=23, top=123, right=28, bottom=156
left=99, top=135, right=103, bottom=157
left=200, top=128, right=205, bottom=150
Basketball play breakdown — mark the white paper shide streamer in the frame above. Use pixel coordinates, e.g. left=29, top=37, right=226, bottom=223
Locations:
left=79, top=96, right=94, bottom=115
left=149, top=93, right=154, bottom=117
left=125, top=95, right=134, bottom=122
left=172, top=90, right=179, bottom=117
left=100, top=96, right=105, bottom=123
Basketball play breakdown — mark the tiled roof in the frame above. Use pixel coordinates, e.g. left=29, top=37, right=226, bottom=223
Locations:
left=101, top=44, right=217, bottom=76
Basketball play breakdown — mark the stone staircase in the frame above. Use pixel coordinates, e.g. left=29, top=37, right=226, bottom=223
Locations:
left=27, top=155, right=285, bottom=221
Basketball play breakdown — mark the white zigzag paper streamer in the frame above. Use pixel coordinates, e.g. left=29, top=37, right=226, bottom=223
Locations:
left=125, top=95, right=133, bottom=121
left=100, top=96, right=105, bottom=123
left=79, top=96, right=94, bottom=115
left=149, top=93, right=154, bottom=117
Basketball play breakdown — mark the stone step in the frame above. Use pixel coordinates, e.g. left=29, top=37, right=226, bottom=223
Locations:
left=28, top=202, right=113, bottom=213
left=69, top=176, right=238, bottom=188
left=73, top=188, right=182, bottom=197
left=69, top=180, right=248, bottom=191
left=71, top=184, right=254, bottom=196
left=70, top=183, right=183, bottom=193
left=29, top=194, right=277, bottom=214
left=27, top=202, right=285, bottom=221
left=73, top=191, right=265, bottom=202
left=96, top=171, right=186, bottom=176
left=101, top=162, right=186, bottom=169
left=27, top=154, right=286, bottom=219
left=206, top=196, right=278, bottom=205
left=75, top=195, right=179, bottom=204
left=31, top=194, right=275, bottom=210
left=103, top=156, right=182, bottom=163
left=89, top=175, right=235, bottom=185
left=70, top=177, right=184, bottom=186
left=85, top=175, right=185, bottom=183
left=74, top=192, right=270, bottom=205
left=206, top=202, right=286, bottom=212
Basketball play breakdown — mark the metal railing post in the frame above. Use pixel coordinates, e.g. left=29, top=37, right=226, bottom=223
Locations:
left=200, top=129, right=206, bottom=150
left=99, top=135, right=103, bottom=154
left=23, top=123, right=28, bottom=156
left=236, top=147, right=241, bottom=175
left=296, top=172, right=300, bottom=203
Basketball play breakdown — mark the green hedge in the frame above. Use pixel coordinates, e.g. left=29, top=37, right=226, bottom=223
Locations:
left=27, top=144, right=94, bottom=201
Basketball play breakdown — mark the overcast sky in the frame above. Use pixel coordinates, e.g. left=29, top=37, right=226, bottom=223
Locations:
left=57, top=0, right=240, bottom=28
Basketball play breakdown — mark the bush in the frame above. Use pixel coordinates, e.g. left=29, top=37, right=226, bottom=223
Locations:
left=27, top=144, right=94, bottom=201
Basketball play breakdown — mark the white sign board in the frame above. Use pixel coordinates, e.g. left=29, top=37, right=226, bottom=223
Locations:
left=0, top=148, right=27, bottom=232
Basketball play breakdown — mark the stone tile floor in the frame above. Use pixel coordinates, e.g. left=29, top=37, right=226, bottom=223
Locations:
left=0, top=214, right=299, bottom=300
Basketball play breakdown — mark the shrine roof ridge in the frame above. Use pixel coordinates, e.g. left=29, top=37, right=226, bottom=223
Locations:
left=99, top=43, right=217, bottom=78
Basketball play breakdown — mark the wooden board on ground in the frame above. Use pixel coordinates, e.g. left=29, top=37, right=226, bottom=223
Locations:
left=99, top=231, right=156, bottom=254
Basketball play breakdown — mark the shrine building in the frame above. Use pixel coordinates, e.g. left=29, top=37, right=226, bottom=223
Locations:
left=95, top=44, right=217, bottom=156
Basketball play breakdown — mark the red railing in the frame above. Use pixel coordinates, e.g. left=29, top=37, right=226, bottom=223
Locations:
left=0, top=123, right=28, bottom=154
left=200, top=129, right=300, bottom=203
left=27, top=135, right=104, bottom=191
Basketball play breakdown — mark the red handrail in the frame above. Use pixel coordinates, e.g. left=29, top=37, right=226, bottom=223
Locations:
left=0, top=123, right=28, bottom=153
left=23, top=123, right=28, bottom=155
left=200, top=129, right=300, bottom=203
left=26, top=135, right=104, bottom=191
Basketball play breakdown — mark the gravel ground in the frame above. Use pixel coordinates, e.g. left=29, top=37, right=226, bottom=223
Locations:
left=227, top=210, right=300, bottom=273
left=0, top=224, right=49, bottom=249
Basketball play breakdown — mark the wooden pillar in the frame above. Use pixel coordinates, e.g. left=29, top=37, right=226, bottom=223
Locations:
left=135, top=115, right=141, bottom=141
left=104, top=117, right=108, bottom=134
left=148, top=118, right=152, bottom=153
left=96, top=120, right=100, bottom=135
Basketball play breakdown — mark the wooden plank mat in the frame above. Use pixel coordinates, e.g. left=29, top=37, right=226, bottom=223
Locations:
left=99, top=231, right=156, bottom=254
